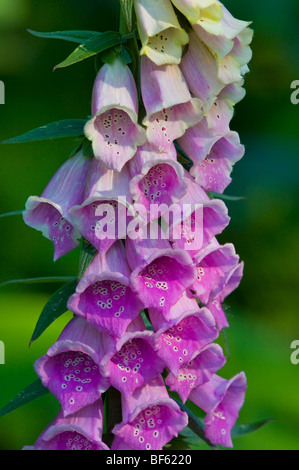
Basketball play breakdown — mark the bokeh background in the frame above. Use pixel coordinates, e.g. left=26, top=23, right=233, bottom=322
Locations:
left=0, top=0, right=298, bottom=450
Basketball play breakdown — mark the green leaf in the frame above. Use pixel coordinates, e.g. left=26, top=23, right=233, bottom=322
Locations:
left=78, top=239, right=97, bottom=281
left=29, top=279, right=77, bottom=346
left=231, top=419, right=273, bottom=438
left=120, top=0, right=134, bottom=32
left=207, top=191, right=246, bottom=202
left=0, top=276, right=75, bottom=289
left=1, top=119, right=86, bottom=144
left=120, top=46, right=133, bottom=65
left=27, top=29, right=99, bottom=44
left=0, top=210, right=23, bottom=219
left=82, top=138, right=94, bottom=158
left=164, top=434, right=192, bottom=451
left=0, top=379, right=49, bottom=419
left=54, top=31, right=122, bottom=70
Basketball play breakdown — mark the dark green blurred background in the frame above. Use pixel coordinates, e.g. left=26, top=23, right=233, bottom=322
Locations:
left=0, top=0, right=298, bottom=450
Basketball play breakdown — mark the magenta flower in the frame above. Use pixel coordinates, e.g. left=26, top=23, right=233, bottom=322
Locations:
left=84, top=57, right=146, bottom=172
left=112, top=376, right=188, bottom=450
left=129, top=142, right=187, bottom=220
left=68, top=242, right=143, bottom=338
left=166, top=343, right=226, bottom=403
left=178, top=119, right=244, bottom=193
left=163, top=172, right=230, bottom=252
left=23, top=150, right=91, bottom=261
left=34, top=317, right=109, bottom=417
left=191, top=241, right=243, bottom=305
left=189, top=372, right=247, bottom=447
left=100, top=330, right=165, bottom=396
left=70, top=158, right=134, bottom=254
left=148, top=290, right=201, bottom=328
left=127, top=237, right=197, bottom=316
left=141, top=56, right=204, bottom=152
left=23, top=400, right=109, bottom=450
left=12, top=0, right=253, bottom=451
left=154, top=307, right=219, bottom=376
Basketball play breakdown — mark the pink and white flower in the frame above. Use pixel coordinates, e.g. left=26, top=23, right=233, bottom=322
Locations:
left=84, top=57, right=146, bottom=172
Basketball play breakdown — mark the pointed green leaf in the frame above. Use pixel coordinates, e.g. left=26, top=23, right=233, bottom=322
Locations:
left=120, top=0, right=134, bottom=32
left=207, top=191, right=246, bottom=202
left=28, top=29, right=99, bottom=44
left=0, top=276, right=75, bottom=289
left=0, top=210, right=23, bottom=219
left=1, top=119, right=87, bottom=144
left=30, top=279, right=77, bottom=346
left=0, top=379, right=49, bottom=419
left=231, top=419, right=273, bottom=438
left=78, top=239, right=97, bottom=281
left=54, top=31, right=122, bottom=70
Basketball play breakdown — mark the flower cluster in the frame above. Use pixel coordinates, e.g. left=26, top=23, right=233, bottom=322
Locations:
left=23, top=0, right=252, bottom=451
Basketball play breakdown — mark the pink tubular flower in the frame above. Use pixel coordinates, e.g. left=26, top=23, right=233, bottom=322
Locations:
left=84, top=57, right=146, bottom=172
left=189, top=372, right=247, bottom=447
left=134, top=0, right=189, bottom=65
left=34, top=317, right=109, bottom=417
left=22, top=150, right=91, bottom=261
left=69, top=158, right=134, bottom=255
left=162, top=172, right=230, bottom=252
left=191, top=240, right=243, bottom=305
left=100, top=330, right=165, bottom=396
left=126, top=237, right=197, bottom=316
left=180, top=30, right=224, bottom=112
left=23, top=400, right=109, bottom=450
left=112, top=376, right=188, bottom=450
left=67, top=241, right=143, bottom=338
left=141, top=56, right=204, bottom=152
left=166, top=343, right=226, bottom=403
left=148, top=290, right=201, bottom=328
left=129, top=142, right=187, bottom=221
left=154, top=307, right=219, bottom=376
left=178, top=117, right=244, bottom=194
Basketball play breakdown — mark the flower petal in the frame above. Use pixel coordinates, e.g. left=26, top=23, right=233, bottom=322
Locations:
left=68, top=242, right=143, bottom=338
left=154, top=307, right=218, bottom=375
left=34, top=317, right=109, bottom=417
left=166, top=343, right=226, bottom=402
left=135, top=0, right=189, bottom=65
left=190, top=372, right=247, bottom=447
left=23, top=151, right=90, bottom=261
